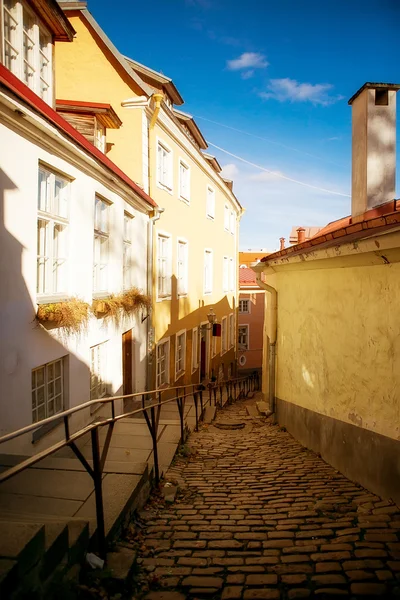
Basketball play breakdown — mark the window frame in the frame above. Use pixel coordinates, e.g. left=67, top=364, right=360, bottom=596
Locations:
left=90, top=341, right=108, bottom=402
left=156, top=337, right=170, bottom=388
left=230, top=210, right=235, bottom=235
left=224, top=204, right=230, bottom=231
left=229, top=257, right=235, bottom=292
left=177, top=238, right=188, bottom=297
left=191, top=327, right=199, bottom=373
left=156, top=138, right=173, bottom=193
left=206, top=185, right=215, bottom=220
left=238, top=324, right=249, bottom=351
left=123, top=211, right=133, bottom=290
left=239, top=298, right=251, bottom=314
left=31, top=356, right=67, bottom=425
left=175, top=329, right=186, bottom=380
left=203, top=248, right=213, bottom=295
left=37, top=165, right=70, bottom=300
left=157, top=231, right=172, bottom=300
left=229, top=313, right=234, bottom=348
left=178, top=158, right=190, bottom=204
left=93, top=195, right=111, bottom=295
left=222, top=255, right=229, bottom=293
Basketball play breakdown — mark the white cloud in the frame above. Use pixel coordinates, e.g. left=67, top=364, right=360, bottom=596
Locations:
left=260, top=78, right=343, bottom=106
left=241, top=69, right=254, bottom=80
left=227, top=52, right=269, bottom=71
left=221, top=163, right=239, bottom=180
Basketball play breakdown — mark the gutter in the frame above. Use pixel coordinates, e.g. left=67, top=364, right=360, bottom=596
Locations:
left=255, top=274, right=277, bottom=414
left=146, top=208, right=164, bottom=390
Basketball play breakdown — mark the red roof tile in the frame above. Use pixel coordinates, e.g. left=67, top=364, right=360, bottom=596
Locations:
left=239, top=268, right=258, bottom=285
left=0, top=64, right=157, bottom=208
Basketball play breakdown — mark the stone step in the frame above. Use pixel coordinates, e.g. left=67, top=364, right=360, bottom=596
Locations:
left=256, top=401, right=271, bottom=416
left=203, top=405, right=216, bottom=424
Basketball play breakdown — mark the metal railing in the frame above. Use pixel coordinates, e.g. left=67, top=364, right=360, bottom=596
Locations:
left=0, top=373, right=259, bottom=557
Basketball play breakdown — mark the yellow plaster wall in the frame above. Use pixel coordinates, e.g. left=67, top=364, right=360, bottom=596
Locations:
left=55, top=13, right=143, bottom=184
left=271, top=264, right=400, bottom=441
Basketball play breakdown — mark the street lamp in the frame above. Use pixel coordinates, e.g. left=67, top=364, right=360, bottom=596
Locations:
left=207, top=307, right=217, bottom=326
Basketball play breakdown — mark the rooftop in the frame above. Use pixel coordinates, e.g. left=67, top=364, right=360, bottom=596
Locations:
left=239, top=268, right=258, bottom=286
left=348, top=82, right=400, bottom=105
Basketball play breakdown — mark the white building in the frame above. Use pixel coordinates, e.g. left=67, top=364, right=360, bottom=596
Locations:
left=0, top=0, right=158, bottom=453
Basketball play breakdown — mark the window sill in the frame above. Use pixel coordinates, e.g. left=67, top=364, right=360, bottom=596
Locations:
left=177, top=293, right=188, bottom=299
left=157, top=295, right=172, bottom=302
left=32, top=415, right=63, bottom=444
left=206, top=215, right=215, bottom=221
left=92, top=292, right=111, bottom=300
left=37, top=294, right=70, bottom=305
left=157, top=182, right=173, bottom=195
left=175, top=370, right=185, bottom=381
left=157, top=382, right=170, bottom=390
left=179, top=196, right=190, bottom=205
left=203, top=291, right=212, bottom=296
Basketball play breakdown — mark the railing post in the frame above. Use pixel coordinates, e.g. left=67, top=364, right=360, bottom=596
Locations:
left=213, top=385, right=217, bottom=407
left=64, top=415, right=70, bottom=441
left=233, top=381, right=237, bottom=402
left=219, top=385, right=223, bottom=408
left=91, top=427, right=106, bottom=559
left=176, top=393, right=185, bottom=445
left=193, top=392, right=199, bottom=432
left=150, top=405, right=160, bottom=485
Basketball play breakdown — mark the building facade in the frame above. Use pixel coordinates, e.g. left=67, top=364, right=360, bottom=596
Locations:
left=238, top=267, right=264, bottom=378
left=255, top=83, right=400, bottom=504
left=0, top=0, right=156, bottom=453
left=55, top=1, right=243, bottom=391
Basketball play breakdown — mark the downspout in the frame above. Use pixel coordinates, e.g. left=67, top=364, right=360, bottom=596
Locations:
left=145, top=93, right=164, bottom=390
left=256, top=275, right=277, bottom=414
left=146, top=208, right=164, bottom=390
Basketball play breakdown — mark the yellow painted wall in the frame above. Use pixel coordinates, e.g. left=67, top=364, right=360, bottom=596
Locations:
left=269, top=263, right=400, bottom=441
left=55, top=13, right=144, bottom=185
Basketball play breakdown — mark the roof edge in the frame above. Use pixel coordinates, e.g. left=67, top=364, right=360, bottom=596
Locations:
left=348, top=82, right=400, bottom=105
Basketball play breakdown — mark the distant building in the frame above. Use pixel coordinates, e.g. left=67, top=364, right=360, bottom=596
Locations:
left=288, top=226, right=322, bottom=245
left=237, top=268, right=264, bottom=379
left=239, top=250, right=271, bottom=268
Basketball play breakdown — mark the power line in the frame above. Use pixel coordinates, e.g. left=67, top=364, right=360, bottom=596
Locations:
left=207, top=141, right=351, bottom=198
left=195, top=115, right=344, bottom=168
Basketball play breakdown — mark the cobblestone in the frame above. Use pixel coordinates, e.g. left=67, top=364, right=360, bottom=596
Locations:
left=138, top=395, right=400, bottom=599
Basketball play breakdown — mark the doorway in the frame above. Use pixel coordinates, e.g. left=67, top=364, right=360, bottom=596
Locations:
left=122, top=329, right=133, bottom=400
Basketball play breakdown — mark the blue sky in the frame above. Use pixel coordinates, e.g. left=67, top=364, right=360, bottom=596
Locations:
left=89, top=0, right=399, bottom=251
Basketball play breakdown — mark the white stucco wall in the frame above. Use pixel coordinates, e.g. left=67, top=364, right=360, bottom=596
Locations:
left=0, top=117, right=150, bottom=454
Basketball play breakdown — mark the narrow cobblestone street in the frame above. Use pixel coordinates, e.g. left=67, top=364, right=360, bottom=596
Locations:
left=134, top=395, right=400, bottom=599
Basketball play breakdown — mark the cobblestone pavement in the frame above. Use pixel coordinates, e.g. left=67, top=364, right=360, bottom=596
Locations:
left=136, top=396, right=400, bottom=599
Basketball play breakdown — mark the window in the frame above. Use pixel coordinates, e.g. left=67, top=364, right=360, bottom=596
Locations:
left=221, top=316, right=227, bottom=354
left=93, top=196, right=111, bottom=293
left=223, top=256, right=229, bottom=292
left=157, top=233, right=172, bottom=298
left=224, top=205, right=230, bottom=231
left=230, top=211, right=235, bottom=234
left=229, top=313, right=234, bottom=348
left=2, top=0, right=52, bottom=102
left=238, top=325, right=249, bottom=351
left=157, top=339, right=170, bottom=388
left=239, top=299, right=250, bottom=314
left=206, top=186, right=215, bottom=219
left=175, top=330, right=186, bottom=378
left=204, top=249, right=213, bottom=294
left=32, top=357, right=66, bottom=423
left=229, top=257, right=235, bottom=292
left=157, top=141, right=172, bottom=191
left=123, top=212, right=133, bottom=289
left=177, top=239, right=188, bottom=296
left=212, top=333, right=217, bottom=357
left=179, top=160, right=190, bottom=202
left=37, top=166, right=69, bottom=296
left=90, top=342, right=107, bottom=400
left=95, top=122, right=106, bottom=153
left=192, top=327, right=199, bottom=372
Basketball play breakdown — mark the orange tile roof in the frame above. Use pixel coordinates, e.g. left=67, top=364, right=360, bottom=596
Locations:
left=261, top=201, right=400, bottom=263
left=239, top=268, right=258, bottom=286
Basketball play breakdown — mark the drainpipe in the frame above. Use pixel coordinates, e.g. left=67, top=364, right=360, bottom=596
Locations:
left=146, top=207, right=164, bottom=390
left=256, top=275, right=277, bottom=414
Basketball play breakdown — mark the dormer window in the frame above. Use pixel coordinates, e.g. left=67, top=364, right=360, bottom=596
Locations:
left=2, top=0, right=53, bottom=103
left=56, top=101, right=122, bottom=153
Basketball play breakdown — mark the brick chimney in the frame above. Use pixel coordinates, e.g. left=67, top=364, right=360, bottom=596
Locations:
left=297, top=228, right=305, bottom=244
left=279, top=237, right=285, bottom=250
left=348, top=83, right=400, bottom=218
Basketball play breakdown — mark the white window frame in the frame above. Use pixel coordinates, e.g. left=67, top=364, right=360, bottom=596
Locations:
left=37, top=165, right=69, bottom=299
left=175, top=329, right=186, bottom=379
left=204, top=248, right=213, bottom=295
left=221, top=316, right=228, bottom=355
left=223, top=256, right=229, bottom=293
left=177, top=238, right=188, bottom=297
left=206, top=185, right=215, bottom=220
left=238, top=324, right=249, bottom=351
left=179, top=158, right=190, bottom=204
left=2, top=0, right=53, bottom=103
left=230, top=210, right=235, bottom=235
left=93, top=196, right=111, bottom=294
left=224, top=204, right=230, bottom=231
left=229, top=257, right=235, bottom=292
left=90, top=341, right=108, bottom=400
left=32, top=356, right=66, bottom=423
left=157, top=138, right=173, bottom=193
left=123, top=212, right=133, bottom=289
left=157, top=232, right=172, bottom=300
left=191, top=327, right=199, bottom=373
left=239, top=298, right=251, bottom=314
left=156, top=337, right=170, bottom=388
left=229, top=313, right=234, bottom=348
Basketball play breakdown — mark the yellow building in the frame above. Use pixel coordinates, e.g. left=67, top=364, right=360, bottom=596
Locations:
left=255, top=82, right=400, bottom=504
left=55, top=1, right=243, bottom=391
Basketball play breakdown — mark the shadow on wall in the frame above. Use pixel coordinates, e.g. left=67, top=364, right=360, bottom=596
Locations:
left=0, top=168, right=91, bottom=454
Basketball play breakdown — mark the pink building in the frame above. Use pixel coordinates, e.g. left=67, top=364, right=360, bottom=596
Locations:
left=238, top=267, right=265, bottom=378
